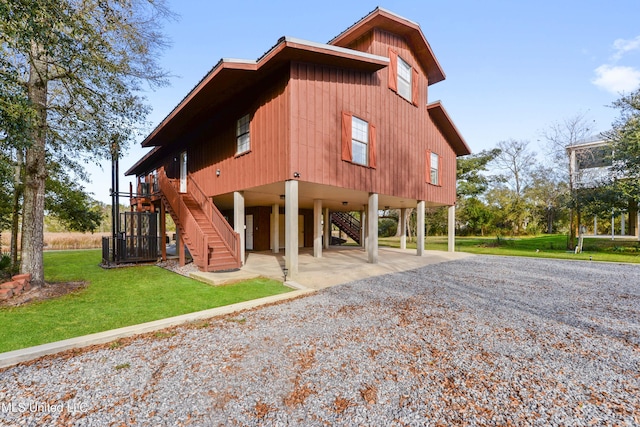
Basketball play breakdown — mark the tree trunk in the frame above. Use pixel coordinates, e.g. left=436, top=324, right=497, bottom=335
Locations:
left=20, top=45, right=48, bottom=287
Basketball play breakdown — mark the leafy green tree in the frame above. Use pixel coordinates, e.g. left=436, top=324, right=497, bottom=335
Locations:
left=457, top=197, right=492, bottom=236
left=605, top=89, right=640, bottom=202
left=456, top=149, right=501, bottom=198
left=525, top=166, right=568, bottom=234
left=0, top=0, right=172, bottom=285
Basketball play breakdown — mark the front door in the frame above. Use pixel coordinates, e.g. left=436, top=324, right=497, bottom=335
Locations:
left=245, top=214, right=254, bottom=250
left=179, top=151, right=187, bottom=193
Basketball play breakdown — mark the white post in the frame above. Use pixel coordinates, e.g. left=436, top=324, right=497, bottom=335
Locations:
left=313, top=199, right=322, bottom=258
left=271, top=203, right=279, bottom=254
left=594, top=215, right=598, bottom=236
left=400, top=207, right=407, bottom=250
left=323, top=207, right=330, bottom=249
left=362, top=208, right=367, bottom=250
left=285, top=180, right=298, bottom=276
left=367, top=194, right=378, bottom=263
left=448, top=205, right=456, bottom=252
left=233, top=191, right=245, bottom=265
left=611, top=209, right=615, bottom=240
left=417, top=200, right=425, bottom=256
left=621, top=212, right=626, bottom=236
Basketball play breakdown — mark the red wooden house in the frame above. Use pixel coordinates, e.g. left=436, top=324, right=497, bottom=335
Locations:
left=126, top=7, right=470, bottom=276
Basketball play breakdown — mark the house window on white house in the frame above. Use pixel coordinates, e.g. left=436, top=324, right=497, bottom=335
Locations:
left=430, top=152, right=439, bottom=185
left=397, top=56, right=412, bottom=101
left=236, top=114, right=250, bottom=154
left=351, top=116, right=369, bottom=166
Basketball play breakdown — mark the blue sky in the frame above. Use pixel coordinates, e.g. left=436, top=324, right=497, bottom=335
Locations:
left=92, top=0, right=640, bottom=203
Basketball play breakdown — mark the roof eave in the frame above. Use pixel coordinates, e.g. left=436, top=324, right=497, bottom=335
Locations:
left=427, top=101, right=471, bottom=156
left=329, top=7, right=445, bottom=85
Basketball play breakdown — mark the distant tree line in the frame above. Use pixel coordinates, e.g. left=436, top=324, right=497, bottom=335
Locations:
left=381, top=87, right=640, bottom=250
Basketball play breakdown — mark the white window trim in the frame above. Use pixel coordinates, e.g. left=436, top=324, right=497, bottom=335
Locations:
left=430, top=152, right=439, bottom=185
left=351, top=116, right=369, bottom=166
left=236, top=114, right=251, bottom=155
left=397, top=56, right=412, bottom=102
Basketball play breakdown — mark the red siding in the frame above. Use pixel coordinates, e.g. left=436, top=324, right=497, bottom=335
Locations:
left=288, top=27, right=457, bottom=205
left=189, top=73, right=291, bottom=197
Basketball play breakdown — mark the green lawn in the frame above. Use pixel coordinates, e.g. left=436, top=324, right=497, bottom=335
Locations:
left=380, top=234, right=640, bottom=263
left=0, top=250, right=291, bottom=353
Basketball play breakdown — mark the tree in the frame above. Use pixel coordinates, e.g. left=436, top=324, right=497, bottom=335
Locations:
left=605, top=88, right=640, bottom=202
left=456, top=149, right=501, bottom=198
left=541, top=112, right=596, bottom=248
left=492, top=139, right=536, bottom=198
left=489, top=140, right=537, bottom=234
left=525, top=166, right=568, bottom=234
left=0, top=0, right=172, bottom=286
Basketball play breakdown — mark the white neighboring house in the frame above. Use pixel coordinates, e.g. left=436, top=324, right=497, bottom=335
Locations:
left=567, top=136, right=639, bottom=239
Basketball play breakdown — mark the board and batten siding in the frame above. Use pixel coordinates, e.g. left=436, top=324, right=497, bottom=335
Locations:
left=289, top=29, right=457, bottom=205
left=188, top=74, right=291, bottom=197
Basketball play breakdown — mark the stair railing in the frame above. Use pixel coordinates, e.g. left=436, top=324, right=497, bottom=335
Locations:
left=331, top=211, right=362, bottom=243
left=187, top=175, right=241, bottom=265
left=157, top=168, right=210, bottom=270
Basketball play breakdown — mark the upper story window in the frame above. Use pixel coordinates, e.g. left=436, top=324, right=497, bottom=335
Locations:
left=236, top=114, right=250, bottom=154
left=388, top=48, right=419, bottom=106
left=351, top=116, right=369, bottom=166
left=397, top=56, right=412, bottom=101
left=430, top=152, right=439, bottom=185
left=341, top=112, right=376, bottom=168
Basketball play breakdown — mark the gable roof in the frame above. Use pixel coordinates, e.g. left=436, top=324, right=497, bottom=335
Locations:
left=329, top=7, right=445, bottom=85
left=138, top=37, right=388, bottom=150
left=427, top=101, right=471, bottom=156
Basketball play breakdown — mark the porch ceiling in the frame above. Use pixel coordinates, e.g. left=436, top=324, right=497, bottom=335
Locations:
left=212, top=181, right=445, bottom=212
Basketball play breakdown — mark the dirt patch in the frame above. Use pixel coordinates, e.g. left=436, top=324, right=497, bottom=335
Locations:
left=1, top=281, right=88, bottom=307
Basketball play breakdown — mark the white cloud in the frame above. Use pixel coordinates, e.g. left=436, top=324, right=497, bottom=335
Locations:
left=592, top=64, right=640, bottom=94
left=612, top=35, right=640, bottom=60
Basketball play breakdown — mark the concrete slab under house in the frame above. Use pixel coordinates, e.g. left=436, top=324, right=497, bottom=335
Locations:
left=125, top=7, right=471, bottom=278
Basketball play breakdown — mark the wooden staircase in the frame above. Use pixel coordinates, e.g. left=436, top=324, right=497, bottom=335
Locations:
left=331, top=212, right=361, bottom=245
left=158, top=169, right=241, bottom=272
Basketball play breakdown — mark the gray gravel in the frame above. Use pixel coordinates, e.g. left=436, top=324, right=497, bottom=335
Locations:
left=1, top=255, right=639, bottom=426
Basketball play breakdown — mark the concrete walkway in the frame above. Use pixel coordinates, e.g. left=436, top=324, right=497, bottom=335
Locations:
left=0, top=247, right=472, bottom=368
left=192, top=246, right=473, bottom=289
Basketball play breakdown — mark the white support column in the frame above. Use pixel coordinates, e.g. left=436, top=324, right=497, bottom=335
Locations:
left=400, top=207, right=407, bottom=250
left=323, top=208, right=330, bottom=249
left=594, top=215, right=598, bottom=236
left=367, top=194, right=378, bottom=263
left=611, top=209, right=615, bottom=240
left=271, top=203, right=279, bottom=254
left=313, top=199, right=322, bottom=258
left=234, top=191, right=245, bottom=265
left=285, top=180, right=299, bottom=277
left=362, top=208, right=367, bottom=249
left=417, top=200, right=425, bottom=256
left=448, top=205, right=456, bottom=252
left=621, top=213, right=626, bottom=236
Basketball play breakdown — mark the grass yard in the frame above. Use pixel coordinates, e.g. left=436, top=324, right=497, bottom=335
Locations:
left=0, top=250, right=291, bottom=353
left=380, top=234, right=640, bottom=263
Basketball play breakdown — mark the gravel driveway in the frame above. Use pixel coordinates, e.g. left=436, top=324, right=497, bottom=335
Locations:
left=1, top=256, right=639, bottom=426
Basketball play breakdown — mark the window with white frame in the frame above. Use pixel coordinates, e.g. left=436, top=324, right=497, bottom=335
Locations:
left=236, top=114, right=250, bottom=154
left=430, top=152, right=439, bottom=185
left=397, top=56, right=412, bottom=101
left=351, top=116, right=369, bottom=166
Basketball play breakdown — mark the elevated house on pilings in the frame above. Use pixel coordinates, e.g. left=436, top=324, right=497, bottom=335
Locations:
left=568, top=136, right=639, bottom=239
left=125, top=7, right=471, bottom=276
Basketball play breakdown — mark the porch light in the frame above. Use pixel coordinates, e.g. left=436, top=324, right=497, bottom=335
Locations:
left=342, top=201, right=348, bottom=206
left=293, top=172, right=300, bottom=178
left=216, top=169, right=220, bottom=177
left=280, top=194, right=285, bottom=200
